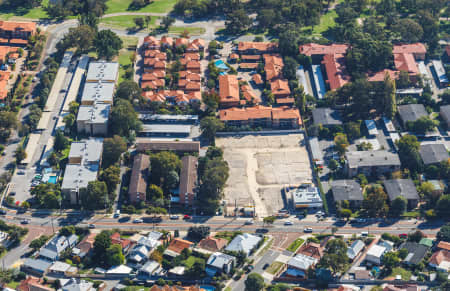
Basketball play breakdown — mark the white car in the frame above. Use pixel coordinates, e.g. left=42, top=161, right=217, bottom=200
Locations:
left=284, top=221, right=293, bottom=226
left=304, top=227, right=313, bottom=233
left=170, top=215, right=179, bottom=220
left=133, top=218, right=143, bottom=223
left=244, top=219, right=254, bottom=225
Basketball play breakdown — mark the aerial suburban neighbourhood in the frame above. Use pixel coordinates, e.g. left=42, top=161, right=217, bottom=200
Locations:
left=0, top=0, right=449, bottom=291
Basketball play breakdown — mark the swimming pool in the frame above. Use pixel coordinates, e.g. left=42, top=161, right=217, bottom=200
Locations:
left=48, top=176, right=57, bottom=184
left=214, top=60, right=228, bottom=70
left=199, top=286, right=215, bottom=291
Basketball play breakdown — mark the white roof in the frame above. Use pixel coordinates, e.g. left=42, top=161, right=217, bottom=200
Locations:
left=207, top=252, right=235, bottom=269
left=367, top=244, right=386, bottom=258
left=365, top=120, right=378, bottom=135
left=107, top=264, right=132, bottom=274
left=81, top=82, right=115, bottom=104
left=86, top=62, right=119, bottom=82
left=77, top=103, right=110, bottom=124
left=382, top=117, right=396, bottom=133
left=49, top=261, right=72, bottom=272
left=312, top=65, right=327, bottom=99
left=140, top=124, right=191, bottom=134
left=68, top=138, right=103, bottom=163
left=64, top=55, right=90, bottom=112
left=225, top=233, right=262, bottom=255
left=432, top=60, right=449, bottom=84
left=347, top=240, right=365, bottom=260
left=288, top=254, right=317, bottom=270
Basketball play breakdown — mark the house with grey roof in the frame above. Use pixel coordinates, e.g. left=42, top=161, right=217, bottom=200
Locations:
left=419, top=144, right=448, bottom=165
left=347, top=240, right=365, bottom=261
left=384, top=179, right=420, bottom=209
left=400, top=242, right=429, bottom=265
left=61, top=139, right=103, bottom=205
left=61, top=278, right=94, bottom=291
left=285, top=254, right=318, bottom=278
left=76, top=103, right=111, bottom=136
left=206, top=252, right=236, bottom=276
left=39, top=234, right=78, bottom=261
left=331, top=180, right=364, bottom=208
left=20, top=258, right=52, bottom=276
left=345, top=150, right=401, bottom=177
left=440, top=105, right=450, bottom=128
left=225, top=233, right=262, bottom=256
left=397, top=104, right=428, bottom=126
left=312, top=108, right=342, bottom=127
left=138, top=260, right=160, bottom=277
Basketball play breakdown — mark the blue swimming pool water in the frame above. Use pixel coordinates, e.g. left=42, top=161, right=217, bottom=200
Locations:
left=200, top=286, right=215, bottom=291
left=214, top=60, right=228, bottom=70
left=48, top=176, right=57, bottom=184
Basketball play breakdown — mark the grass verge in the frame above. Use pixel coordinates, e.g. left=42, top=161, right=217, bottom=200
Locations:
left=266, top=261, right=284, bottom=275
left=0, top=0, right=49, bottom=20
left=286, top=237, right=304, bottom=252
left=100, top=15, right=158, bottom=30
left=388, top=267, right=412, bottom=280
left=168, top=27, right=206, bottom=35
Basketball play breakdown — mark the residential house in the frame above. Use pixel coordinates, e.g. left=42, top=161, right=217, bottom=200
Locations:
left=128, top=244, right=151, bottom=265
left=382, top=285, right=419, bottom=291
left=241, top=84, right=261, bottom=105
left=219, top=74, right=240, bottom=108
left=419, top=144, right=449, bottom=166
left=143, top=36, right=161, bottom=50
left=365, top=244, right=387, bottom=265
left=205, top=252, right=235, bottom=276
left=252, top=74, right=263, bottom=85
left=76, top=103, right=111, bottom=136
left=48, top=261, right=77, bottom=276
left=237, top=42, right=278, bottom=55
left=225, top=233, right=262, bottom=256
left=61, top=139, right=103, bottom=205
left=136, top=140, right=200, bottom=154
left=129, top=154, right=150, bottom=204
left=61, top=279, right=94, bottom=291
left=264, top=54, right=284, bottom=81
left=285, top=254, right=317, bottom=278
left=0, top=71, right=10, bottom=101
left=187, top=38, right=205, bottom=52
left=384, top=179, right=420, bottom=209
left=178, top=156, right=198, bottom=206
left=20, top=259, right=52, bottom=277
left=198, top=237, right=228, bottom=252
left=85, top=62, right=119, bottom=83
left=400, top=242, right=428, bottom=265
left=331, top=180, right=364, bottom=208
left=17, top=276, right=53, bottom=291
left=164, top=238, right=194, bottom=257
left=437, top=241, right=450, bottom=251
left=297, top=242, right=323, bottom=259
left=311, top=108, right=342, bottom=127
left=429, top=249, right=450, bottom=272
left=345, top=151, right=401, bottom=177
left=160, top=36, right=174, bottom=49
left=39, top=234, right=78, bottom=261
left=181, top=53, right=201, bottom=73
left=397, top=104, right=428, bottom=126
left=139, top=260, right=160, bottom=277
left=440, top=105, right=450, bottom=128
left=72, top=233, right=96, bottom=258
left=271, top=106, right=302, bottom=129
left=149, top=286, right=205, bottom=291
left=347, top=240, right=365, bottom=261
left=110, top=232, right=132, bottom=253
left=175, top=37, right=189, bottom=48
left=270, top=79, right=291, bottom=100
left=0, top=21, right=37, bottom=45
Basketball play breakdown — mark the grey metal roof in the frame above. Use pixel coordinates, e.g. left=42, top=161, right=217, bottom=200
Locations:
left=68, top=139, right=103, bottom=163
left=140, top=260, right=159, bottom=274
left=61, top=164, right=99, bottom=190
left=206, top=252, right=235, bottom=269
left=346, top=150, right=401, bottom=168
left=440, top=105, right=450, bottom=121
left=139, top=114, right=198, bottom=123
left=398, top=104, right=427, bottom=123
left=22, top=258, right=52, bottom=272
left=287, top=254, right=317, bottom=271
left=77, top=103, right=111, bottom=124
left=62, top=279, right=94, bottom=291
left=86, top=62, right=119, bottom=82
left=312, top=108, right=342, bottom=126
left=420, top=143, right=449, bottom=165
left=81, top=82, right=115, bottom=104
left=400, top=242, right=428, bottom=265
left=384, top=179, right=419, bottom=201
left=347, top=240, right=365, bottom=260
left=140, top=124, right=191, bottom=134
left=331, top=180, right=363, bottom=201
left=309, top=137, right=322, bottom=162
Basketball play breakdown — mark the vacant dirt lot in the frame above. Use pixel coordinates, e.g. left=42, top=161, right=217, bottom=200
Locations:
left=216, top=133, right=313, bottom=217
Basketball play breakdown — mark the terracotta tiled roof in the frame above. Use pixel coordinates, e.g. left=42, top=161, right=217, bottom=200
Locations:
left=192, top=38, right=205, bottom=48
left=144, top=58, right=166, bottom=69
left=18, top=276, right=53, bottom=291
left=144, top=50, right=166, bottom=59
left=175, top=38, right=189, bottom=47
left=167, top=238, right=194, bottom=254
left=0, top=71, right=10, bottom=100
left=183, top=52, right=201, bottom=61
left=198, top=237, right=228, bottom=252
left=238, top=41, right=278, bottom=53
left=430, top=250, right=450, bottom=266
left=241, top=55, right=261, bottom=61
left=437, top=241, right=450, bottom=251
left=322, top=53, right=350, bottom=90
left=392, top=43, right=426, bottom=55
left=161, top=36, right=174, bottom=46
left=367, top=69, right=399, bottom=82
left=141, top=79, right=165, bottom=90
left=144, top=36, right=160, bottom=49
left=149, top=285, right=205, bottom=291
left=0, top=21, right=36, bottom=34
left=446, top=45, right=450, bottom=57
left=111, top=232, right=132, bottom=250
left=299, top=43, right=349, bottom=56
left=272, top=106, right=300, bottom=121
left=142, top=70, right=165, bottom=81
left=219, top=74, right=239, bottom=104
left=9, top=38, right=28, bottom=45
left=220, top=105, right=272, bottom=121
left=229, top=53, right=239, bottom=59
left=239, top=63, right=259, bottom=69
left=179, top=71, right=201, bottom=81
left=297, top=242, right=323, bottom=259
left=275, top=97, right=295, bottom=105
left=252, top=74, right=263, bottom=84
left=187, top=91, right=201, bottom=102
left=241, top=84, right=261, bottom=104
left=0, top=46, right=17, bottom=61
left=270, top=79, right=290, bottom=96
left=394, top=53, right=419, bottom=75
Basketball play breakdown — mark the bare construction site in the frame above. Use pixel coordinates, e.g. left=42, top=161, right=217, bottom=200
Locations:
left=216, top=133, right=313, bottom=217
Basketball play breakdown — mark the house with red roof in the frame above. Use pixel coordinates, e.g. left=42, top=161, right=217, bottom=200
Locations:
left=110, top=232, right=132, bottom=253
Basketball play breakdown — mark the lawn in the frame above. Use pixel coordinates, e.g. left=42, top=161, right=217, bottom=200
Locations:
left=0, top=0, right=49, bottom=20
left=312, top=9, right=337, bottom=35
left=169, top=27, right=206, bottom=36
left=100, top=15, right=158, bottom=30
left=117, top=49, right=133, bottom=84
left=286, top=237, right=305, bottom=252
left=387, top=267, right=412, bottom=280
left=183, top=256, right=203, bottom=268
left=105, top=0, right=177, bottom=14
left=6, top=281, right=20, bottom=289
left=121, top=36, right=139, bottom=49
left=215, top=231, right=242, bottom=242
left=266, top=261, right=284, bottom=275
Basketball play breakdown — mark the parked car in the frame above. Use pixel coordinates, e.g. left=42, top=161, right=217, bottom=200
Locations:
left=20, top=219, right=29, bottom=224
left=244, top=219, right=254, bottom=225
left=284, top=221, right=293, bottom=226
left=304, top=227, right=313, bottom=233
left=170, top=215, right=179, bottom=220
left=114, top=210, right=120, bottom=218
left=183, top=215, right=192, bottom=220
left=0, top=209, right=6, bottom=215
left=263, top=263, right=270, bottom=270
left=133, top=218, right=143, bottom=223
left=17, top=171, right=25, bottom=175
left=399, top=233, right=408, bottom=239
left=88, top=224, right=95, bottom=229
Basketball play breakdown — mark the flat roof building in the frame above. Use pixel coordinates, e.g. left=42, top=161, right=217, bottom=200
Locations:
left=432, top=60, right=449, bottom=88
left=85, top=62, right=119, bottom=83
left=139, top=114, right=198, bottom=124
left=138, top=124, right=191, bottom=138
left=61, top=139, right=103, bottom=205
left=136, top=140, right=200, bottom=153
left=63, top=55, right=90, bottom=112
left=312, top=107, right=342, bottom=126
left=291, top=184, right=322, bottom=209
left=80, top=82, right=115, bottom=105
left=345, top=150, right=401, bottom=177
left=76, top=103, right=111, bottom=136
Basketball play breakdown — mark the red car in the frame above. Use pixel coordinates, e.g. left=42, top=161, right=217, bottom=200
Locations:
left=399, top=233, right=408, bottom=238
left=183, top=215, right=192, bottom=220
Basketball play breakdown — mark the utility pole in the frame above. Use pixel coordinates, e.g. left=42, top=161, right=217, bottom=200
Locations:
left=51, top=217, right=55, bottom=234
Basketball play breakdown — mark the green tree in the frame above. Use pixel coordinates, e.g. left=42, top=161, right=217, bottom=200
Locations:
left=437, top=223, right=450, bottom=242
left=436, top=195, right=450, bottom=219
left=134, top=17, right=144, bottom=30
left=147, top=184, right=163, bottom=201
left=161, top=16, right=175, bottom=30
left=100, top=166, right=121, bottom=193
left=334, top=133, right=349, bottom=156
left=110, top=99, right=141, bottom=140
left=245, top=273, right=265, bottom=291
left=408, top=230, right=424, bottom=242
left=54, top=130, right=69, bottom=152
left=328, top=159, right=339, bottom=173
left=382, top=252, right=400, bottom=271
left=344, top=121, right=361, bottom=141
left=80, top=181, right=109, bottom=210
left=263, top=216, right=276, bottom=226
left=106, top=244, right=125, bottom=267
left=339, top=208, right=352, bottom=220
left=200, top=116, right=224, bottom=144
left=145, top=16, right=151, bottom=29
left=282, top=57, right=298, bottom=80
left=78, top=13, right=100, bottom=30
left=407, top=116, right=438, bottom=134
left=63, top=113, right=76, bottom=130
left=115, top=80, right=142, bottom=101
left=225, top=9, right=252, bottom=34
left=389, top=196, right=407, bottom=217
left=14, top=146, right=26, bottom=164
left=102, top=135, right=127, bottom=168
left=150, top=151, right=181, bottom=191
left=202, top=91, right=220, bottom=113
left=383, top=72, right=397, bottom=119
left=392, top=19, right=423, bottom=43
left=93, top=230, right=111, bottom=266
left=57, top=25, right=96, bottom=54
left=396, top=135, right=423, bottom=174
left=318, top=238, right=349, bottom=275
left=95, top=29, right=123, bottom=60
left=363, top=185, right=389, bottom=217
